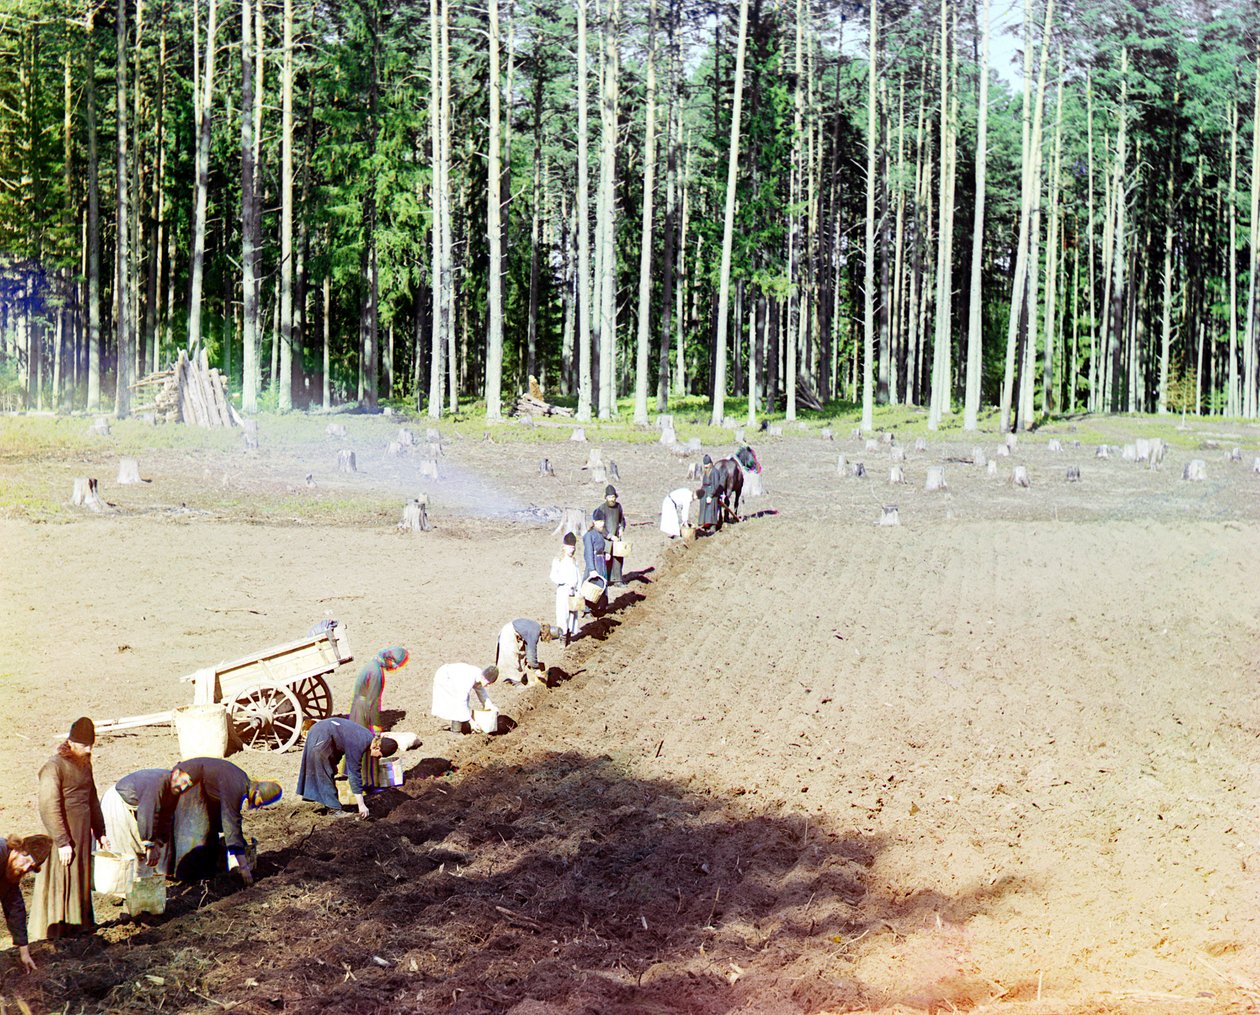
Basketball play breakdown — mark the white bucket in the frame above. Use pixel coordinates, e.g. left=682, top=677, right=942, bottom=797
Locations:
left=174, top=703, right=230, bottom=759
left=126, top=875, right=166, bottom=916
left=93, top=849, right=136, bottom=895
left=471, top=707, right=499, bottom=734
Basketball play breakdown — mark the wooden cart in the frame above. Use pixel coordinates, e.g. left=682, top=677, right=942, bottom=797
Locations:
left=96, top=622, right=354, bottom=753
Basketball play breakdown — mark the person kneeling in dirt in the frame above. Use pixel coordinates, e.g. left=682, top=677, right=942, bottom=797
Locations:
left=297, top=718, right=397, bottom=819
left=167, top=758, right=282, bottom=886
left=1, top=834, right=50, bottom=972
left=431, top=663, right=499, bottom=734
left=495, top=619, right=560, bottom=685
left=100, top=767, right=194, bottom=876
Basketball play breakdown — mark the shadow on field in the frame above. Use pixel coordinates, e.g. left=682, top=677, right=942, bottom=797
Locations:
left=7, top=753, right=1027, bottom=1014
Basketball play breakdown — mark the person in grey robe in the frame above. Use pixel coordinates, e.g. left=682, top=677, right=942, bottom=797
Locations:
left=297, top=718, right=397, bottom=818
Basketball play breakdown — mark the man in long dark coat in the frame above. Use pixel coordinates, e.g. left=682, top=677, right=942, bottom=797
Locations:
left=168, top=758, right=281, bottom=885
left=1, top=834, right=49, bottom=971
left=297, top=718, right=397, bottom=818
left=30, top=717, right=107, bottom=941
left=597, top=485, right=629, bottom=586
left=697, top=455, right=723, bottom=532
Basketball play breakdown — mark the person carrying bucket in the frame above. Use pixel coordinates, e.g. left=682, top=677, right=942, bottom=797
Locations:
left=549, top=532, right=581, bottom=645
left=598, top=485, right=629, bottom=586
left=581, top=508, right=610, bottom=615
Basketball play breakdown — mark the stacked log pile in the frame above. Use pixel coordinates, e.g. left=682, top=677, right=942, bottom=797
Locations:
left=131, top=349, right=238, bottom=427
left=513, top=375, right=574, bottom=418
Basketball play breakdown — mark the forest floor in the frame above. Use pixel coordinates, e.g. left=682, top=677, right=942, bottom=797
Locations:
left=1, top=407, right=1258, bottom=1015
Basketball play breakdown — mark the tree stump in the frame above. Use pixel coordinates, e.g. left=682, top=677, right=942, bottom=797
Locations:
left=570, top=427, right=587, bottom=442
left=584, top=448, right=604, bottom=471
left=734, top=428, right=746, bottom=443
left=71, top=477, right=105, bottom=510
left=878, top=504, right=900, bottom=527
left=1011, top=465, right=1031, bottom=488
left=1096, top=445, right=1110, bottom=458
left=890, top=446, right=906, bottom=462
left=924, top=466, right=947, bottom=492
left=1047, top=439, right=1062, bottom=453
left=539, top=458, right=555, bottom=477
left=836, top=454, right=848, bottom=476
left=660, top=426, right=677, bottom=445
left=686, top=437, right=702, bottom=452
left=553, top=507, right=586, bottom=538
left=426, top=427, right=441, bottom=444
left=338, top=449, right=357, bottom=473
left=1229, top=447, right=1243, bottom=462
left=244, top=431, right=260, bottom=451
left=1121, top=444, right=1137, bottom=462
left=820, top=427, right=834, bottom=441
left=90, top=417, right=110, bottom=437
left=1252, top=457, right=1260, bottom=474
left=687, top=462, right=703, bottom=480
left=914, top=437, right=927, bottom=452
left=386, top=441, right=405, bottom=456
left=723, top=417, right=740, bottom=430
left=326, top=423, right=348, bottom=439
left=117, top=457, right=144, bottom=485
left=889, top=465, right=905, bottom=484
left=398, top=428, right=416, bottom=446
left=996, top=444, right=1010, bottom=457
left=608, top=461, right=620, bottom=481
left=420, top=458, right=442, bottom=480
left=1134, top=438, right=1151, bottom=462
left=768, top=425, right=783, bottom=437
left=1005, top=433, right=1018, bottom=450
left=591, top=464, right=607, bottom=485
left=519, top=414, right=536, bottom=429
left=1149, top=440, right=1166, bottom=469
left=865, top=438, right=879, bottom=452
left=851, top=428, right=862, bottom=438
left=306, top=473, right=316, bottom=488
left=1066, top=465, right=1081, bottom=482
left=744, top=469, right=765, bottom=496
left=657, top=415, right=674, bottom=431
left=1182, top=459, right=1206, bottom=481
left=883, top=431, right=895, bottom=444
left=398, top=496, right=432, bottom=532
left=986, top=460, right=998, bottom=477
left=973, top=447, right=987, bottom=468
left=427, top=441, right=444, bottom=460
left=850, top=462, right=866, bottom=478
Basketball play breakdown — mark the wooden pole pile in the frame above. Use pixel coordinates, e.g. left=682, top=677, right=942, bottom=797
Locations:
left=513, top=391, right=576, bottom=418
left=131, top=349, right=238, bottom=427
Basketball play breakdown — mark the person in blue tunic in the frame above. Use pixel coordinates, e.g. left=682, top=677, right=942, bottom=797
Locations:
left=297, top=718, right=398, bottom=818
left=581, top=508, right=609, bottom=615
left=167, top=758, right=282, bottom=885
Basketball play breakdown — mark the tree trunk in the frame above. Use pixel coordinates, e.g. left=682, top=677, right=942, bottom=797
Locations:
left=1041, top=46, right=1065, bottom=417
left=632, top=0, right=658, bottom=424
left=187, top=0, right=217, bottom=354
left=575, top=0, right=593, bottom=421
left=241, top=0, right=260, bottom=413
left=427, top=0, right=445, bottom=417
left=86, top=6, right=102, bottom=411
left=596, top=0, right=620, bottom=419
left=1228, top=100, right=1239, bottom=416
left=526, top=71, right=545, bottom=386
left=1244, top=47, right=1260, bottom=418
left=1108, top=47, right=1129, bottom=413
left=963, top=0, right=988, bottom=430
left=115, top=0, right=132, bottom=418
left=709, top=0, right=750, bottom=426
left=485, top=0, right=505, bottom=419
left=861, top=0, right=878, bottom=432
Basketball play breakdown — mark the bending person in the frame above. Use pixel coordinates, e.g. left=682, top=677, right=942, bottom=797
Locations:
left=100, top=767, right=194, bottom=879
left=297, top=718, right=397, bottom=818
left=1, top=835, right=50, bottom=972
left=495, top=619, right=559, bottom=685
left=168, top=758, right=281, bottom=885
left=431, top=664, right=499, bottom=734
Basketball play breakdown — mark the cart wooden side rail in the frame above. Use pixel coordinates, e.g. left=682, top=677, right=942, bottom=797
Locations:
left=96, top=622, right=354, bottom=753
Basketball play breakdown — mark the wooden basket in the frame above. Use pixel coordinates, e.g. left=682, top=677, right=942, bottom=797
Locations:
left=581, top=576, right=607, bottom=605
left=610, top=538, right=631, bottom=557
left=567, top=594, right=583, bottom=612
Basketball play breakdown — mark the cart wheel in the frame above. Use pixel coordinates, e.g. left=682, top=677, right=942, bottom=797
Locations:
left=229, top=685, right=303, bottom=752
left=292, top=676, right=333, bottom=720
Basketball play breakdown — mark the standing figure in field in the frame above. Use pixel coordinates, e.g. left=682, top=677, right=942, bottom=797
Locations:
left=495, top=618, right=560, bottom=684
left=100, top=767, right=194, bottom=877
left=297, top=718, right=397, bottom=819
left=549, top=532, right=581, bottom=645
left=1, top=834, right=50, bottom=971
left=697, top=455, right=723, bottom=533
left=167, top=758, right=282, bottom=885
left=598, top=485, right=629, bottom=586
left=30, top=717, right=107, bottom=942
left=347, top=646, right=409, bottom=788
left=581, top=508, right=610, bottom=614
left=431, top=664, right=499, bottom=734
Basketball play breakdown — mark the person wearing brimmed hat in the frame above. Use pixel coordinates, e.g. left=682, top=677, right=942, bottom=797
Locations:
left=1, top=833, right=50, bottom=971
left=431, top=663, right=499, bottom=734
left=297, top=718, right=398, bottom=818
left=597, top=485, right=629, bottom=586
left=581, top=508, right=610, bottom=615
left=549, top=532, right=582, bottom=645
left=697, top=454, right=723, bottom=532
left=29, top=717, right=108, bottom=942
left=495, top=618, right=561, bottom=685
left=166, top=758, right=282, bottom=885
left=347, top=646, right=409, bottom=788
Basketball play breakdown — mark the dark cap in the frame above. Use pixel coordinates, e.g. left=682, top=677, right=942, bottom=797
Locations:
left=702, top=454, right=713, bottom=465
left=379, top=737, right=398, bottom=758
left=592, top=507, right=606, bottom=522
left=563, top=532, right=577, bottom=546
left=605, top=485, right=617, bottom=497
left=69, top=717, right=95, bottom=746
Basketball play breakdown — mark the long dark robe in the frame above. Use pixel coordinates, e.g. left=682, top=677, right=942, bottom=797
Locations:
left=0, top=839, right=30, bottom=948
left=168, top=758, right=251, bottom=880
left=297, top=718, right=376, bottom=810
left=597, top=502, right=628, bottom=582
left=30, top=745, right=104, bottom=940
left=698, top=467, right=722, bottom=529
